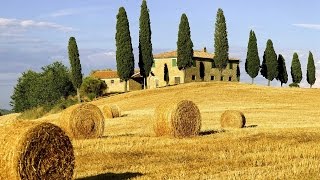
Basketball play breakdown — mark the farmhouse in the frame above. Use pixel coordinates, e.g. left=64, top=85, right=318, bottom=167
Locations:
left=148, top=48, right=240, bottom=88
left=91, top=70, right=143, bottom=93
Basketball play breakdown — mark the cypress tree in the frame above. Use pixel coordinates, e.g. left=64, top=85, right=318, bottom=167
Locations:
left=68, top=37, right=83, bottom=102
left=245, top=30, right=260, bottom=84
left=276, top=54, right=288, bottom=87
left=138, top=0, right=153, bottom=89
left=291, top=52, right=302, bottom=84
left=260, top=39, right=278, bottom=86
left=177, top=13, right=193, bottom=80
left=307, top=51, right=316, bottom=88
left=116, top=7, right=135, bottom=92
left=214, top=8, right=229, bottom=76
left=164, top=64, right=169, bottom=86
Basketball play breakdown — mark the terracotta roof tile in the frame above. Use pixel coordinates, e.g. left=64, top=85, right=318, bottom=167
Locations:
left=153, top=50, right=239, bottom=61
left=91, top=71, right=119, bottom=79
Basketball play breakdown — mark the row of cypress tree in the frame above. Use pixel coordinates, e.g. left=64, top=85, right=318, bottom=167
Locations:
left=115, top=0, right=153, bottom=92
left=245, top=30, right=316, bottom=88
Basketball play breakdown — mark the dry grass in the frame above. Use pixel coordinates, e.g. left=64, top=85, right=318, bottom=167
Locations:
left=154, top=100, right=201, bottom=137
left=2, top=82, right=320, bottom=179
left=220, top=110, right=246, bottom=128
left=0, top=121, right=74, bottom=179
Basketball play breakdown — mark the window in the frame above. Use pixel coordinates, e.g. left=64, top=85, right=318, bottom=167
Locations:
left=211, top=61, right=216, bottom=68
left=120, top=79, right=124, bottom=83
left=211, top=76, right=215, bottom=81
left=221, top=76, right=224, bottom=81
left=192, top=75, right=196, bottom=80
left=229, top=63, right=233, bottom=69
left=229, top=77, right=232, bottom=81
left=111, top=80, right=114, bottom=84
left=192, top=60, right=196, bottom=67
left=172, top=58, right=177, bottom=67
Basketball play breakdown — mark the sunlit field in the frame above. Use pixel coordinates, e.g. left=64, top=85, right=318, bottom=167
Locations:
left=2, top=82, right=320, bottom=179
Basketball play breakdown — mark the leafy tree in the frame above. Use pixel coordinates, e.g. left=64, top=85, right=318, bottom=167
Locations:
left=260, top=39, right=278, bottom=86
left=10, top=62, right=75, bottom=112
left=116, top=7, right=135, bottom=92
left=164, top=64, right=169, bottom=86
left=291, top=52, right=302, bottom=84
left=68, top=37, right=83, bottom=102
left=307, top=51, right=316, bottom=88
left=80, top=76, right=107, bottom=100
left=138, top=0, right=153, bottom=89
left=276, top=54, right=288, bottom=87
left=245, top=30, right=260, bottom=84
left=214, top=8, right=229, bottom=76
left=177, top=13, right=193, bottom=80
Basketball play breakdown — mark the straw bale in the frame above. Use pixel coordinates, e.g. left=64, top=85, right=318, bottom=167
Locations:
left=220, top=110, right=246, bottom=128
left=0, top=121, right=74, bottom=180
left=102, top=105, right=121, bottom=119
left=154, top=100, right=201, bottom=138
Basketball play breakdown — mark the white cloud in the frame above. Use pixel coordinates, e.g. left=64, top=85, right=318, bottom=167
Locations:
left=50, top=9, right=75, bottom=18
left=47, top=6, right=109, bottom=18
left=0, top=18, right=75, bottom=32
left=292, top=24, right=320, bottom=30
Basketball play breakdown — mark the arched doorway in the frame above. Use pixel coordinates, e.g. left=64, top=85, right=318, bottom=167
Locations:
left=199, top=62, right=205, bottom=81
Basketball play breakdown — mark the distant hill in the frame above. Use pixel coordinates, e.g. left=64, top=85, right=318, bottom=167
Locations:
left=0, top=109, right=12, bottom=115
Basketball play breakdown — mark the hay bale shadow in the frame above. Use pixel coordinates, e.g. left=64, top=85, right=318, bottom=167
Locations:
left=245, top=125, right=258, bottom=128
left=200, top=129, right=226, bottom=136
left=121, top=114, right=128, bottom=117
left=77, top=172, right=143, bottom=180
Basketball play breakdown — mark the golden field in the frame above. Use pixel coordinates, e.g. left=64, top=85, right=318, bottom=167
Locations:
left=2, top=82, right=320, bottom=179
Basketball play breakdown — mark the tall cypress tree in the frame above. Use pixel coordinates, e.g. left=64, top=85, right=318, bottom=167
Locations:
left=116, top=7, right=135, bottom=92
left=260, top=39, right=278, bottom=86
left=307, top=51, right=316, bottom=88
left=68, top=37, right=83, bottom=102
left=138, top=0, right=153, bottom=89
left=245, top=30, right=260, bottom=84
left=291, top=52, right=302, bottom=84
left=276, top=54, right=288, bottom=87
left=177, top=13, right=193, bottom=81
left=214, top=8, right=229, bottom=77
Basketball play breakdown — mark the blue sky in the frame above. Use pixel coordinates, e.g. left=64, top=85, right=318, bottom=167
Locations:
left=1, top=0, right=320, bottom=109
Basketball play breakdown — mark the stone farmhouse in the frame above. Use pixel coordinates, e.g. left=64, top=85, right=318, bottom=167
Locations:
left=148, top=48, right=240, bottom=89
left=91, top=70, right=143, bottom=93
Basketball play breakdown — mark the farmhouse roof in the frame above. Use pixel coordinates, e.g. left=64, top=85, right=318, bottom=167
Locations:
left=153, top=49, right=239, bottom=61
left=91, top=70, right=141, bottom=79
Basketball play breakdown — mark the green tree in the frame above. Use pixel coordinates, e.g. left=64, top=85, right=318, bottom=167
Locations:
left=276, top=54, right=288, bottom=87
left=177, top=13, right=193, bottom=80
left=214, top=8, right=229, bottom=77
left=291, top=52, right=302, bottom=84
left=260, top=39, right=278, bottom=86
left=116, top=7, right=135, bottom=92
left=80, top=76, right=107, bottom=100
left=245, top=30, right=260, bottom=84
left=68, top=37, right=83, bottom=102
left=138, top=0, right=153, bottom=89
left=164, top=64, right=169, bottom=86
left=307, top=51, right=316, bottom=88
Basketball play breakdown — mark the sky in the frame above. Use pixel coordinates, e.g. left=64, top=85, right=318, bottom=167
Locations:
left=1, top=0, right=320, bottom=109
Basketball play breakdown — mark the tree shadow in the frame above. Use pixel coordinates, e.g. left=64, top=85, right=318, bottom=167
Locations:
left=120, top=114, right=128, bottom=117
left=199, top=129, right=226, bottom=136
left=77, top=172, right=143, bottom=180
left=245, top=125, right=258, bottom=128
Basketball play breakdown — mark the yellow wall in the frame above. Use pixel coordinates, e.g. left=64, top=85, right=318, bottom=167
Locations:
left=101, top=78, right=129, bottom=93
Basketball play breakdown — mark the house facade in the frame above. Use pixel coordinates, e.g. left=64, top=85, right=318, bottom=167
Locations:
left=148, top=48, right=240, bottom=88
left=91, top=70, right=143, bottom=93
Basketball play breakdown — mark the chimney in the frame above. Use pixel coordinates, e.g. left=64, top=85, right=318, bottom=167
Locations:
left=203, top=47, right=207, bottom=52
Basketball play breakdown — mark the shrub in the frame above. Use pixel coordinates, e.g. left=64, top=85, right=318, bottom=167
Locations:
left=80, top=76, right=107, bottom=101
left=289, top=83, right=300, bottom=88
left=17, top=107, right=49, bottom=120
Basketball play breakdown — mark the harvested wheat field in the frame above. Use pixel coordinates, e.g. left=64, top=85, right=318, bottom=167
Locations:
left=2, top=82, right=320, bottom=179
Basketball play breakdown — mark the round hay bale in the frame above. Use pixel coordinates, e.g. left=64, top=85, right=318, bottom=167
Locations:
left=59, top=103, right=105, bottom=139
left=154, top=100, right=201, bottom=138
left=0, top=122, right=74, bottom=180
left=110, top=105, right=121, bottom=118
left=102, top=105, right=113, bottom=119
left=220, top=110, right=246, bottom=128
left=102, top=105, right=121, bottom=119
